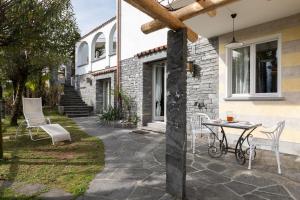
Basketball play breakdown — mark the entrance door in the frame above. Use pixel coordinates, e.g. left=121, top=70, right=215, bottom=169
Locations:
left=153, top=62, right=166, bottom=121
left=103, top=79, right=111, bottom=111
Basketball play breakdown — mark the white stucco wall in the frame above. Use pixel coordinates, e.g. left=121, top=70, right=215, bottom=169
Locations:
left=75, top=19, right=117, bottom=76
left=120, top=1, right=168, bottom=60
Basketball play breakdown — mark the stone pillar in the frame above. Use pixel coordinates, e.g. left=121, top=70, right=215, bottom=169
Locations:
left=166, top=28, right=187, bottom=199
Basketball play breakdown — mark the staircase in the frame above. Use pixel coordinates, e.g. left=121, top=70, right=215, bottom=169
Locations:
left=59, top=85, right=93, bottom=118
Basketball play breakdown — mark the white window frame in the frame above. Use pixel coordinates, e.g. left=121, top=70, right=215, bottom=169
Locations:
left=226, top=34, right=282, bottom=99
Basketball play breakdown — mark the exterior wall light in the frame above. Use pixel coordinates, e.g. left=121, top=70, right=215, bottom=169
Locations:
left=186, top=61, right=194, bottom=72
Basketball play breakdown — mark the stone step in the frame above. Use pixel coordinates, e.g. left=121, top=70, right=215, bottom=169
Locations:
left=63, top=107, right=91, bottom=111
left=64, top=110, right=90, bottom=114
left=60, top=100, right=84, bottom=103
left=66, top=113, right=90, bottom=118
left=141, top=122, right=166, bottom=134
left=60, top=103, right=87, bottom=106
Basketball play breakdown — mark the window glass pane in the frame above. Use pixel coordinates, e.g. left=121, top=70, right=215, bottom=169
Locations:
left=232, top=46, right=250, bottom=94
left=256, top=41, right=278, bottom=93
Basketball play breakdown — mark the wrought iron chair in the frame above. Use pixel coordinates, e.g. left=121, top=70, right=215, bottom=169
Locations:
left=248, top=121, right=285, bottom=174
left=189, top=113, right=213, bottom=154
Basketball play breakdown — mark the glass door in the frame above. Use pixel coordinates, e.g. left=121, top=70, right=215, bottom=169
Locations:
left=103, top=79, right=111, bottom=111
left=153, top=62, right=166, bottom=121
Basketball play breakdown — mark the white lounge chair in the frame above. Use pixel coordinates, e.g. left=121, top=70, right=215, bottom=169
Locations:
left=248, top=121, right=285, bottom=174
left=16, top=97, right=71, bottom=145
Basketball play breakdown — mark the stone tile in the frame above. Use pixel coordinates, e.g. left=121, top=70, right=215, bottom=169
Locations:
left=39, top=188, right=73, bottom=200
left=233, top=173, right=277, bottom=187
left=186, top=166, right=199, bottom=174
left=158, top=193, right=176, bottom=200
left=110, top=168, right=152, bottom=181
left=149, top=165, right=166, bottom=173
left=191, top=170, right=230, bottom=184
left=258, top=185, right=290, bottom=196
left=193, top=155, right=210, bottom=164
left=127, top=186, right=165, bottom=200
left=85, top=179, right=136, bottom=200
left=253, top=191, right=294, bottom=200
left=243, top=194, right=266, bottom=200
left=191, top=161, right=205, bottom=171
left=15, top=183, right=46, bottom=196
left=141, top=172, right=166, bottom=190
left=194, top=184, right=244, bottom=200
left=207, top=163, right=226, bottom=173
left=284, top=182, right=300, bottom=200
left=225, top=181, right=256, bottom=195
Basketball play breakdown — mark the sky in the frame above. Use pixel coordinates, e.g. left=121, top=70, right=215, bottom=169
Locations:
left=71, top=0, right=116, bottom=36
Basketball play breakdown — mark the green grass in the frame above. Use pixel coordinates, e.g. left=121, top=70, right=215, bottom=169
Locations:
left=0, top=110, right=105, bottom=199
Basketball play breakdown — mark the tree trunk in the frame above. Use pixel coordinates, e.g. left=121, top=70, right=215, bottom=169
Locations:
left=0, top=99, right=3, bottom=160
left=10, top=74, right=27, bottom=126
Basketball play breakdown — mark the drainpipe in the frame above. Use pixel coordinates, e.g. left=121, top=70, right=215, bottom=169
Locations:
left=116, top=0, right=121, bottom=106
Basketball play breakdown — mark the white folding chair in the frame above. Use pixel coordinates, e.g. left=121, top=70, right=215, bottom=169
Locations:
left=189, top=113, right=213, bottom=154
left=16, top=98, right=71, bottom=145
left=248, top=121, right=285, bottom=174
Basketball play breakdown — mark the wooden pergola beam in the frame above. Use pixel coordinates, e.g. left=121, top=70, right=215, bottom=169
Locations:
left=197, top=0, right=217, bottom=17
left=141, top=0, right=239, bottom=34
left=124, top=0, right=199, bottom=42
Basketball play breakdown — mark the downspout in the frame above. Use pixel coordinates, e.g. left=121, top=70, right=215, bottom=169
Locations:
left=116, top=0, right=121, bottom=105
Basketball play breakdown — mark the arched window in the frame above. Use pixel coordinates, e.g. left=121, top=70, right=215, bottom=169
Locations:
left=92, top=32, right=106, bottom=60
left=77, top=42, right=89, bottom=66
left=109, top=24, right=117, bottom=55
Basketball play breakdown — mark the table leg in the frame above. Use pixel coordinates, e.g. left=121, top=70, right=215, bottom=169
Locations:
left=235, top=128, right=257, bottom=165
left=206, top=125, right=227, bottom=158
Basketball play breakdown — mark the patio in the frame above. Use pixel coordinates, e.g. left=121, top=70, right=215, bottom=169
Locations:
left=74, top=116, right=300, bottom=200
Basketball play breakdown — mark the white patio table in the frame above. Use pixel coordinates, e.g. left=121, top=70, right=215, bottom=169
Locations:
left=203, top=121, right=262, bottom=165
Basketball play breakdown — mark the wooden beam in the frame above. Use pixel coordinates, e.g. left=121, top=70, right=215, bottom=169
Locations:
left=124, top=0, right=198, bottom=42
left=141, top=0, right=239, bottom=34
left=197, top=0, right=217, bottom=17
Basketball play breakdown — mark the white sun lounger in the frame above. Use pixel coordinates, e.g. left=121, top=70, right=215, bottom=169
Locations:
left=16, top=97, right=71, bottom=145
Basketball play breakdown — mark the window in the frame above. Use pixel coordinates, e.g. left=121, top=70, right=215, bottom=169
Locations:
left=109, top=24, right=116, bottom=55
left=77, top=42, right=89, bottom=66
left=92, top=32, right=106, bottom=61
left=228, top=37, right=281, bottom=99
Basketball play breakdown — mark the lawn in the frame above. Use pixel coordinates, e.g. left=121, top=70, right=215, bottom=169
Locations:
left=0, top=110, right=105, bottom=199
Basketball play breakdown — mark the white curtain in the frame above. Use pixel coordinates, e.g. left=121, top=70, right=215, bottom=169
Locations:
left=155, top=67, right=162, bottom=116
left=232, top=47, right=250, bottom=94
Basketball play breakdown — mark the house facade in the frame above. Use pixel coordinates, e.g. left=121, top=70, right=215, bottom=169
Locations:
left=75, top=0, right=300, bottom=155
left=75, top=17, right=117, bottom=114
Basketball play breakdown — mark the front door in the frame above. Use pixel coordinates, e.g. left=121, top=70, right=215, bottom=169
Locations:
left=153, top=62, right=166, bottom=121
left=103, top=79, right=111, bottom=111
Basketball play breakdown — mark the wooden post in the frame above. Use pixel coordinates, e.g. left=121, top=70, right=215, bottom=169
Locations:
left=166, top=28, right=187, bottom=199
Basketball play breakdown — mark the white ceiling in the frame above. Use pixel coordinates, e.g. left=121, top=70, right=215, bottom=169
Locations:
left=172, top=0, right=300, bottom=38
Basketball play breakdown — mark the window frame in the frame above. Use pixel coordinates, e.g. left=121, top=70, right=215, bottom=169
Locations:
left=226, top=34, right=282, bottom=100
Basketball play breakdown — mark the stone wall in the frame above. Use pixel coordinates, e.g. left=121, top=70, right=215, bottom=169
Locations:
left=75, top=71, right=116, bottom=114
left=120, top=37, right=219, bottom=127
left=187, top=37, right=219, bottom=120
left=120, top=57, right=143, bottom=124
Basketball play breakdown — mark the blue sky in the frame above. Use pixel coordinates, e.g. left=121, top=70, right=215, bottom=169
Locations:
left=71, top=0, right=116, bottom=36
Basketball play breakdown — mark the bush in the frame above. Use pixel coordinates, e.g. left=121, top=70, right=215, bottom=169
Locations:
left=100, top=106, right=121, bottom=122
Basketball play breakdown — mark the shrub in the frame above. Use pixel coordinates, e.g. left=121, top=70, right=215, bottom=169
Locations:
left=100, top=106, right=121, bottom=123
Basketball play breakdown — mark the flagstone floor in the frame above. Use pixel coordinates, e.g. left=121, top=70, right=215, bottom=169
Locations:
left=74, top=117, right=300, bottom=200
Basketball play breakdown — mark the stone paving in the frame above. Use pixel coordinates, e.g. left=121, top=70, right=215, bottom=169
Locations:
left=74, top=117, right=300, bottom=200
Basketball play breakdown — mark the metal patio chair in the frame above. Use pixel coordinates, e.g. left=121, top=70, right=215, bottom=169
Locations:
left=248, top=121, right=285, bottom=174
left=189, top=113, right=213, bottom=154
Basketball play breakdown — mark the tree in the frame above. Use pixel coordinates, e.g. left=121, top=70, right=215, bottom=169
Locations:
left=0, top=0, right=80, bottom=126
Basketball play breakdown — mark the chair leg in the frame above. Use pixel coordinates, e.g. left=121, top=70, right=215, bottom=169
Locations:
left=275, top=147, right=282, bottom=174
left=192, top=133, right=196, bottom=154
left=248, top=144, right=254, bottom=170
